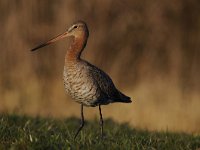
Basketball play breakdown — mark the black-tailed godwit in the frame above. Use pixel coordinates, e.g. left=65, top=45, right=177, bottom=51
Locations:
left=31, top=21, right=132, bottom=139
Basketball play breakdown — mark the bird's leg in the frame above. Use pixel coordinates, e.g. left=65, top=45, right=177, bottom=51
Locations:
left=74, top=104, right=84, bottom=139
left=99, top=105, right=104, bottom=138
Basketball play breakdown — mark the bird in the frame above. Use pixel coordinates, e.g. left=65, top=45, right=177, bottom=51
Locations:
left=31, top=20, right=132, bottom=139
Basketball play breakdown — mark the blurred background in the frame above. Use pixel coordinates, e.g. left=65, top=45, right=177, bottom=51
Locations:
left=0, top=0, right=200, bottom=133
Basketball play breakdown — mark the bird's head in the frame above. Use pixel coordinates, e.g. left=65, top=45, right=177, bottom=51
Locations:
left=31, top=20, right=89, bottom=51
left=67, top=21, right=89, bottom=38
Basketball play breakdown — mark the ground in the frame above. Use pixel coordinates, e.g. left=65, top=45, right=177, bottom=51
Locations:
left=0, top=114, right=199, bottom=150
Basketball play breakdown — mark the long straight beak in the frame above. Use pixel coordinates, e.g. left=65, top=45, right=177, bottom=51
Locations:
left=31, top=31, right=69, bottom=51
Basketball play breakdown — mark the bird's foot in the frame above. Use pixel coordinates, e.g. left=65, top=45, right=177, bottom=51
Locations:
left=99, top=132, right=106, bottom=140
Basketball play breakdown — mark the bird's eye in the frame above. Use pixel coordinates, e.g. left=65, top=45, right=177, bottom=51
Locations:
left=74, top=25, right=78, bottom=29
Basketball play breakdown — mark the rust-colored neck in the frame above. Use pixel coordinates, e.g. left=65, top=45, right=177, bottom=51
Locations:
left=65, top=34, right=88, bottom=65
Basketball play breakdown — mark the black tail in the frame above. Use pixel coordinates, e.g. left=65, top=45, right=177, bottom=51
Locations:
left=114, top=91, right=132, bottom=103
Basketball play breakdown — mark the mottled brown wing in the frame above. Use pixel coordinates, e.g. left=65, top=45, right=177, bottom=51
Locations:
left=87, top=62, right=130, bottom=102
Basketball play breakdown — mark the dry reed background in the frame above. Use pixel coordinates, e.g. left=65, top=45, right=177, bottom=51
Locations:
left=0, top=0, right=200, bottom=133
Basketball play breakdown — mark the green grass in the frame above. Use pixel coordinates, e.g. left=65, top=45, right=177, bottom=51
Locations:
left=0, top=114, right=199, bottom=150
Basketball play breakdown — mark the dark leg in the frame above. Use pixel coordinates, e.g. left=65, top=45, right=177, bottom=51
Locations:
left=74, top=104, right=84, bottom=139
left=99, top=105, right=104, bottom=138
